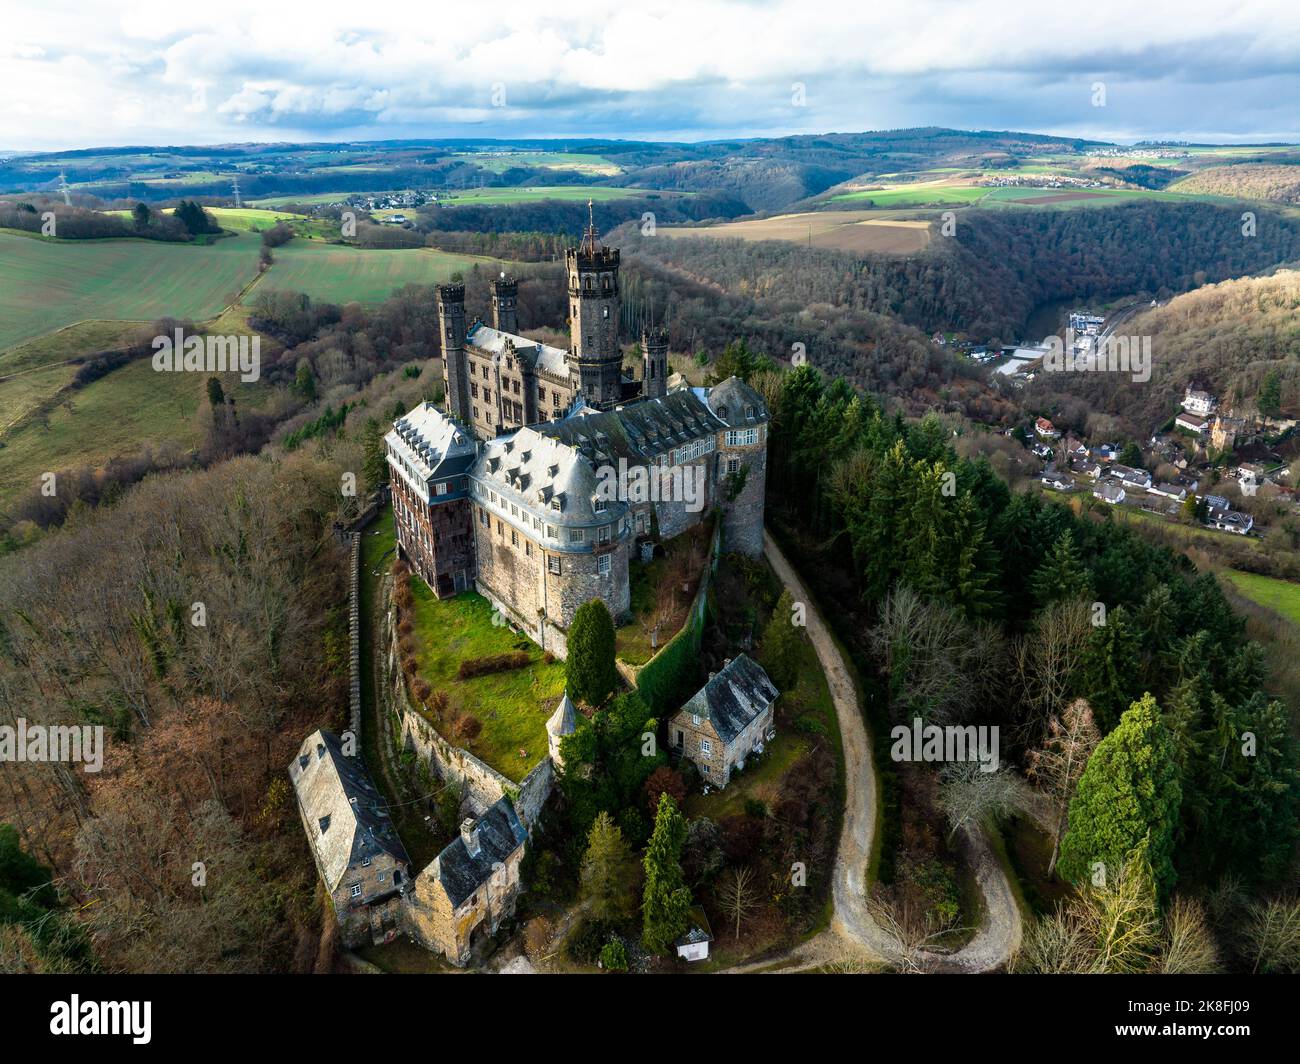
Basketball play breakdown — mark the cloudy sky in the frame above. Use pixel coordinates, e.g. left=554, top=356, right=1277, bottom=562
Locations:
left=4, top=0, right=1300, bottom=151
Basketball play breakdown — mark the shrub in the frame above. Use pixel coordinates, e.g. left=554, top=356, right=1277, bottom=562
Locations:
left=401, top=656, right=417, bottom=676
left=600, top=940, right=629, bottom=972
left=412, top=678, right=432, bottom=702
left=457, top=651, right=529, bottom=679
left=566, top=917, right=612, bottom=963
left=453, top=713, right=483, bottom=744
left=429, top=691, right=450, bottom=716
left=744, top=798, right=768, bottom=819
left=397, top=618, right=413, bottom=636
left=398, top=636, right=415, bottom=656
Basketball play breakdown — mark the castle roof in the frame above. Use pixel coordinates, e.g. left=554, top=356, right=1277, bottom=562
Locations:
left=474, top=426, right=627, bottom=531
left=676, top=654, right=779, bottom=745
left=386, top=403, right=477, bottom=488
left=535, top=389, right=725, bottom=464
left=547, top=693, right=579, bottom=738
left=466, top=322, right=570, bottom=379
left=288, top=729, right=410, bottom=895
left=432, top=797, right=528, bottom=910
left=702, top=376, right=769, bottom=429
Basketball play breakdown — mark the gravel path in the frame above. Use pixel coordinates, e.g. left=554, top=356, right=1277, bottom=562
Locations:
left=747, top=531, right=1022, bottom=973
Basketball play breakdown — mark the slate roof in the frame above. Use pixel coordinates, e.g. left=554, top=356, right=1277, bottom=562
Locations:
left=289, top=729, right=410, bottom=894
left=678, top=654, right=779, bottom=745
left=433, top=797, right=529, bottom=910
left=534, top=389, right=726, bottom=465
left=474, top=425, right=626, bottom=530
left=702, top=376, right=769, bottom=429
left=466, top=322, right=570, bottom=379
left=387, top=403, right=477, bottom=490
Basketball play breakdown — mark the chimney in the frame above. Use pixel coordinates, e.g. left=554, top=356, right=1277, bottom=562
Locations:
left=460, top=817, right=481, bottom=857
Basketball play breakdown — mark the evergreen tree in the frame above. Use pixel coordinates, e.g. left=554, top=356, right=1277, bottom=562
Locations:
left=1258, top=369, right=1282, bottom=417
left=360, top=417, right=389, bottom=492
left=641, top=793, right=691, bottom=952
left=206, top=376, right=225, bottom=409
left=580, top=812, right=638, bottom=922
left=1077, top=604, right=1142, bottom=733
left=757, top=589, right=803, bottom=691
left=1058, top=693, right=1183, bottom=901
left=567, top=599, right=617, bottom=707
left=1029, top=530, right=1091, bottom=608
left=295, top=360, right=317, bottom=401
left=131, top=202, right=151, bottom=230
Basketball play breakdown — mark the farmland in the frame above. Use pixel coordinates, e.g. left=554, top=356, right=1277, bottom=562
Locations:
left=246, top=241, right=507, bottom=305
left=0, top=229, right=262, bottom=351
left=662, top=210, right=932, bottom=253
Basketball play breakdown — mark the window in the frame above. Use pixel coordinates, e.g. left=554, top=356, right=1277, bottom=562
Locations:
left=435, top=482, right=448, bottom=496
left=471, top=383, right=479, bottom=399
left=593, top=497, right=607, bottom=513
left=700, top=739, right=712, bottom=759
left=726, top=457, right=740, bottom=475
left=725, top=428, right=757, bottom=447
left=525, top=541, right=532, bottom=557
left=598, top=525, right=611, bottom=544
left=716, top=405, right=727, bottom=420
left=598, top=553, right=611, bottom=576
left=511, top=530, right=518, bottom=547
left=479, top=508, right=489, bottom=527
left=692, top=714, right=701, bottom=726
left=349, top=883, right=362, bottom=898
left=745, top=405, right=756, bottom=420
left=497, top=519, right=504, bottom=538
left=548, top=556, right=562, bottom=575
left=546, top=524, right=557, bottom=538
left=569, top=529, right=585, bottom=544
left=362, top=856, right=372, bottom=868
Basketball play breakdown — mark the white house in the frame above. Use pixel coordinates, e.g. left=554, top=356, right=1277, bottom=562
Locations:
left=675, top=907, right=714, bottom=962
left=1181, top=387, right=1218, bottom=416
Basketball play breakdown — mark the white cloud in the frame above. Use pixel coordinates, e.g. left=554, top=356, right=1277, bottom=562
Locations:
left=3, top=0, right=1300, bottom=148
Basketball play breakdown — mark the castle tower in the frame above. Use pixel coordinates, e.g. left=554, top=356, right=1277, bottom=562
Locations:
left=641, top=327, right=668, bottom=400
left=437, top=283, right=468, bottom=422
left=491, top=274, right=518, bottom=335
left=565, top=201, right=623, bottom=410
left=546, top=692, right=578, bottom=771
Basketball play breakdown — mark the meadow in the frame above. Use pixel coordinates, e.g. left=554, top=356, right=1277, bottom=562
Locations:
left=662, top=210, right=932, bottom=253
left=0, top=229, right=263, bottom=350
left=246, top=241, right=507, bottom=305
left=1222, top=570, right=1300, bottom=628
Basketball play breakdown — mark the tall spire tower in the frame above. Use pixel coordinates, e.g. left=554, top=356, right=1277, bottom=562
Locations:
left=565, top=200, right=623, bottom=409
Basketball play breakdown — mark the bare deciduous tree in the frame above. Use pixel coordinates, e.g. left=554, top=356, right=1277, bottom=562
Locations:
left=715, top=865, right=758, bottom=941
left=937, top=761, right=1022, bottom=842
left=1026, top=697, right=1100, bottom=877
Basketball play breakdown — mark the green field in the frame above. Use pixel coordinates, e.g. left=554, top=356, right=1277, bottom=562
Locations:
left=0, top=230, right=262, bottom=351
left=452, top=151, right=623, bottom=176
left=439, top=185, right=654, bottom=206
left=247, top=241, right=506, bottom=305
left=1223, top=570, right=1300, bottom=627
left=0, top=353, right=270, bottom=510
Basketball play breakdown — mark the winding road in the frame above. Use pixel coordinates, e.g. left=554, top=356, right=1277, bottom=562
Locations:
left=746, top=531, right=1022, bottom=973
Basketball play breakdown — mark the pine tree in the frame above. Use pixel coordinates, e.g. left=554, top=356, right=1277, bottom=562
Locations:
left=1029, top=529, right=1091, bottom=608
left=567, top=599, right=617, bottom=707
left=641, top=793, right=691, bottom=953
left=757, top=589, right=803, bottom=691
left=1058, top=693, right=1182, bottom=901
left=360, top=417, right=389, bottom=492
left=580, top=812, right=637, bottom=922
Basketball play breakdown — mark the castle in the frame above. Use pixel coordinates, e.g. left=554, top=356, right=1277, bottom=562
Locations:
left=387, top=224, right=769, bottom=658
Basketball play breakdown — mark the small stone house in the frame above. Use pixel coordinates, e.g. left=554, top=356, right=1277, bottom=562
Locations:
left=405, top=796, right=529, bottom=966
left=289, top=729, right=411, bottom=948
left=669, top=654, right=778, bottom=788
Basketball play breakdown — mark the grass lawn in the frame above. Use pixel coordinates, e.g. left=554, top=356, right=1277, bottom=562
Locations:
left=1001, top=815, right=1075, bottom=917
left=1222, top=570, right=1300, bottom=628
left=247, top=241, right=507, bottom=305
left=405, top=581, right=567, bottom=780
left=0, top=230, right=262, bottom=351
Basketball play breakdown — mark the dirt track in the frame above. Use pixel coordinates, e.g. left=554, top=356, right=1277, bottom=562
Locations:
left=734, top=532, right=1021, bottom=973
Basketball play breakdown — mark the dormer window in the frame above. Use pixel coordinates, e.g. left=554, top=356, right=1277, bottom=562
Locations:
left=298, top=755, right=309, bottom=770
left=319, top=815, right=331, bottom=834
left=593, top=498, right=607, bottom=513
left=716, top=405, right=727, bottom=420
left=316, top=743, right=326, bottom=760
left=746, top=405, right=755, bottom=420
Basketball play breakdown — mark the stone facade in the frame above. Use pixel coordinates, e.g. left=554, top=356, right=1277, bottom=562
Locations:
left=288, top=730, right=412, bottom=948
left=668, top=655, right=779, bottom=788
left=404, top=798, right=529, bottom=966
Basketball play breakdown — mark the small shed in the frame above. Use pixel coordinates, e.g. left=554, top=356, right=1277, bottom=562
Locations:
left=675, top=906, right=714, bottom=962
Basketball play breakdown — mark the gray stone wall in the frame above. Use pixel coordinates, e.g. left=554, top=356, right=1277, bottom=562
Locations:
left=718, top=426, right=768, bottom=557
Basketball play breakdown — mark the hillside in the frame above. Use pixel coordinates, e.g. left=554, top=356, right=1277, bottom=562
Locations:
left=1173, top=163, right=1300, bottom=205
left=1025, top=269, right=1300, bottom=433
